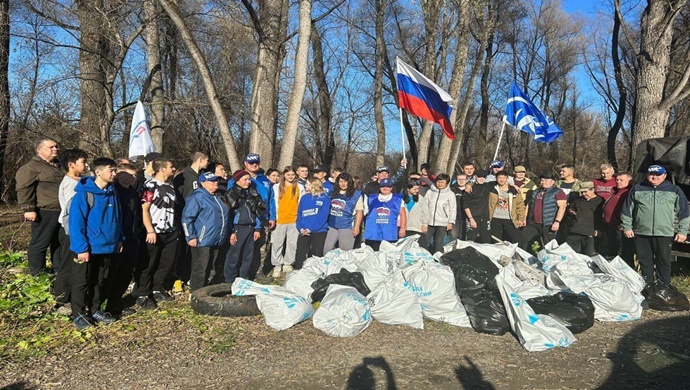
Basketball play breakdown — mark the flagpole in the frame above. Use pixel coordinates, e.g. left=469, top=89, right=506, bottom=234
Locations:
left=399, top=107, right=406, bottom=158
left=493, top=121, right=506, bottom=161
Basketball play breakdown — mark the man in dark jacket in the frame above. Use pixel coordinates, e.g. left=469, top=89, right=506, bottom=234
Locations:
left=15, top=138, right=63, bottom=275
left=224, top=170, right=264, bottom=284
left=599, top=172, right=634, bottom=267
left=463, top=170, right=492, bottom=243
left=182, top=172, right=230, bottom=291
left=450, top=173, right=468, bottom=240
left=521, top=173, right=568, bottom=251
left=564, top=181, right=603, bottom=255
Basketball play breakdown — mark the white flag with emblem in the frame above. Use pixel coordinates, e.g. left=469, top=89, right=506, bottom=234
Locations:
left=128, top=101, right=156, bottom=159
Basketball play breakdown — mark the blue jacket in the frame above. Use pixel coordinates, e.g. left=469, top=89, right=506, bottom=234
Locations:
left=323, top=180, right=334, bottom=196
left=69, top=176, right=123, bottom=255
left=296, top=193, right=331, bottom=233
left=228, top=174, right=275, bottom=222
left=182, top=187, right=230, bottom=247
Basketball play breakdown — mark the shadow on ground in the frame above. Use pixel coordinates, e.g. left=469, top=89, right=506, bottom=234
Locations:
left=598, top=316, right=690, bottom=389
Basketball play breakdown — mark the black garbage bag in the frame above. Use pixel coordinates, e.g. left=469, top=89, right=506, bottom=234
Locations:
left=440, top=247, right=499, bottom=292
left=647, top=283, right=690, bottom=312
left=527, top=292, right=595, bottom=334
left=310, top=268, right=371, bottom=303
left=459, top=287, right=510, bottom=335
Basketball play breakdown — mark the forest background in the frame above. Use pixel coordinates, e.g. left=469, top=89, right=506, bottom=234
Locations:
left=0, top=0, right=689, bottom=202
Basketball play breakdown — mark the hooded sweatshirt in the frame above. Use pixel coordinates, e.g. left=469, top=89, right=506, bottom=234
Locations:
left=421, top=185, right=457, bottom=226
left=296, top=193, right=331, bottom=233
left=69, top=176, right=123, bottom=255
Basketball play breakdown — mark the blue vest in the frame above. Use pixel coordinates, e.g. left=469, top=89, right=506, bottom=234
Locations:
left=328, top=190, right=362, bottom=229
left=364, top=193, right=402, bottom=241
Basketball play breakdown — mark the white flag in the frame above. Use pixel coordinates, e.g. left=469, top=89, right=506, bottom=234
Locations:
left=128, top=101, right=156, bottom=159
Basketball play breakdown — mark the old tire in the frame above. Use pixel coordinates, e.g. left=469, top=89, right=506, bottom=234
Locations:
left=190, top=283, right=261, bottom=317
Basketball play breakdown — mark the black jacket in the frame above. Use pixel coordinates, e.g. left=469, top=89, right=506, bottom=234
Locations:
left=566, top=196, right=604, bottom=236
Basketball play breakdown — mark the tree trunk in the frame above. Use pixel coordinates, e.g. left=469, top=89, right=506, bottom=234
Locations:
left=158, top=0, right=242, bottom=170
left=0, top=0, right=8, bottom=198
left=77, top=0, right=112, bottom=157
left=631, top=0, right=689, bottom=163
left=278, top=0, right=311, bottom=168
left=477, top=33, right=495, bottom=166
left=311, top=23, right=335, bottom=167
left=245, top=0, right=288, bottom=168
left=608, top=0, right=626, bottom=170
left=373, top=0, right=387, bottom=167
left=144, top=0, right=165, bottom=153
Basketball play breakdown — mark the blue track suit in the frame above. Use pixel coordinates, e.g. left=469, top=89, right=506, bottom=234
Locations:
left=68, top=176, right=123, bottom=319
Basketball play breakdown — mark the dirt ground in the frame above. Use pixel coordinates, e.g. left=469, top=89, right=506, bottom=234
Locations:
left=2, top=303, right=689, bottom=390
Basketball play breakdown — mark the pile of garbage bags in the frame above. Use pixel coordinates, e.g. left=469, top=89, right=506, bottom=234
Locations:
left=230, top=235, right=682, bottom=352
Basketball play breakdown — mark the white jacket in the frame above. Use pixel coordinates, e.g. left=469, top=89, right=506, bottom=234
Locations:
left=421, top=185, right=457, bottom=226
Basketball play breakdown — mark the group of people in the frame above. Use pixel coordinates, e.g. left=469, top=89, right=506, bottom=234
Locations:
left=15, top=138, right=689, bottom=329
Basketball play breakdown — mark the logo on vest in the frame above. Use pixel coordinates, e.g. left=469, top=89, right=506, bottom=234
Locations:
left=330, top=198, right=346, bottom=217
left=375, top=206, right=391, bottom=224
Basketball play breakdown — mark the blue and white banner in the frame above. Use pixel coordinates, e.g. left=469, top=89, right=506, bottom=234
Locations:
left=503, top=82, right=563, bottom=143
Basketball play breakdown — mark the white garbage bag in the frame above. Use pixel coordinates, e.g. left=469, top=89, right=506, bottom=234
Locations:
left=496, top=264, right=576, bottom=352
left=313, top=284, right=372, bottom=337
left=320, top=249, right=361, bottom=275
left=231, top=278, right=314, bottom=330
left=356, top=251, right=393, bottom=291
left=581, top=274, right=642, bottom=321
left=367, top=276, right=424, bottom=329
left=401, top=261, right=471, bottom=327
left=379, top=236, right=422, bottom=268
left=537, top=241, right=593, bottom=275
left=283, top=267, right=322, bottom=302
left=589, top=255, right=645, bottom=295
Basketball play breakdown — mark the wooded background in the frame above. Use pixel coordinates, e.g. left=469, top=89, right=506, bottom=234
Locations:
left=0, top=0, right=689, bottom=202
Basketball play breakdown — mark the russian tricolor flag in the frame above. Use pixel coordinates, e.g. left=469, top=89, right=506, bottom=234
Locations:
left=396, top=57, right=455, bottom=139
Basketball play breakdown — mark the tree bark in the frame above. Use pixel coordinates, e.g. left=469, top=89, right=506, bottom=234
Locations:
left=77, top=0, right=112, bottom=157
left=158, top=0, right=242, bottom=170
left=144, top=0, right=165, bottom=153
left=631, top=0, right=690, bottom=163
left=310, top=22, right=335, bottom=167
left=245, top=0, right=288, bottom=168
left=278, top=0, right=311, bottom=168
left=0, top=0, right=8, bottom=198
left=373, top=0, right=387, bottom=167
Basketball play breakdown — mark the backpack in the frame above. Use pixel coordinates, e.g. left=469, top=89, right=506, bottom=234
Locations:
left=62, top=192, right=95, bottom=236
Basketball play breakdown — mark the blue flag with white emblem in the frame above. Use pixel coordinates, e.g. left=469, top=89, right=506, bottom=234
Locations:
left=503, top=82, right=563, bottom=143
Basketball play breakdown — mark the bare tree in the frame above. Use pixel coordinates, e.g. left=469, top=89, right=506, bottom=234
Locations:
left=0, top=0, right=8, bottom=197
left=158, top=0, right=241, bottom=170
left=277, top=0, right=311, bottom=168
left=143, top=0, right=165, bottom=152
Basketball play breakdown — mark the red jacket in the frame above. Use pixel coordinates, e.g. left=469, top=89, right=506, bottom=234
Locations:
left=602, top=185, right=630, bottom=226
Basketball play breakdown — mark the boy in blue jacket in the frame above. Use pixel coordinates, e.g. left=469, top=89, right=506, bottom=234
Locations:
left=182, top=172, right=230, bottom=291
left=68, top=157, right=123, bottom=329
left=295, top=177, right=331, bottom=269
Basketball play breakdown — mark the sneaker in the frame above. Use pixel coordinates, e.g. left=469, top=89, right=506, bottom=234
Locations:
left=92, top=310, right=117, bottom=324
left=153, top=291, right=175, bottom=302
left=272, top=265, right=282, bottom=278
left=73, top=315, right=94, bottom=330
left=282, top=264, right=294, bottom=274
left=136, top=296, right=158, bottom=310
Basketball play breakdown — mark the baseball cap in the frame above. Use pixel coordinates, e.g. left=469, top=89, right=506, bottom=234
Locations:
left=313, top=165, right=328, bottom=173
left=489, top=160, right=504, bottom=169
left=144, top=152, right=162, bottom=163
left=379, top=178, right=393, bottom=187
left=377, top=165, right=390, bottom=173
left=647, top=165, right=666, bottom=175
left=514, top=165, right=527, bottom=173
left=244, top=153, right=260, bottom=164
left=579, top=181, right=595, bottom=192
left=475, top=169, right=489, bottom=178
left=199, top=172, right=220, bottom=183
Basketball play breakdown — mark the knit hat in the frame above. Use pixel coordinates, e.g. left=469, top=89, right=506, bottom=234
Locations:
left=232, top=169, right=250, bottom=182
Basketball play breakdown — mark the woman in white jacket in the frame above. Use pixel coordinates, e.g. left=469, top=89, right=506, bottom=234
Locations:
left=421, top=174, right=457, bottom=254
